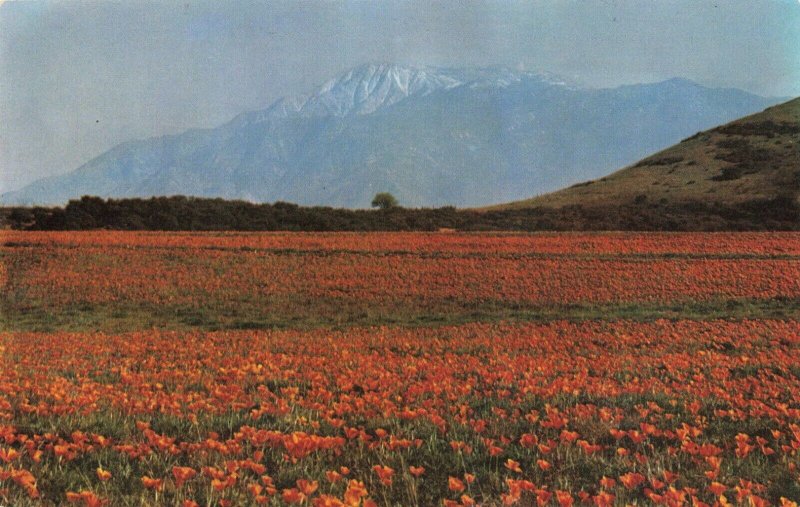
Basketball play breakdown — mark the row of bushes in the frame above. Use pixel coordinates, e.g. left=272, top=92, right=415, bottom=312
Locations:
left=3, top=194, right=798, bottom=231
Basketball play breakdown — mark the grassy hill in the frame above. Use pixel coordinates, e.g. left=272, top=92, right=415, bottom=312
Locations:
left=492, top=97, right=800, bottom=210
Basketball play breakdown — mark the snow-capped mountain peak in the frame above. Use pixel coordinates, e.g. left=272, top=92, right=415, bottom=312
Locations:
left=242, top=64, right=461, bottom=124
left=306, top=63, right=462, bottom=116
left=233, top=63, right=581, bottom=126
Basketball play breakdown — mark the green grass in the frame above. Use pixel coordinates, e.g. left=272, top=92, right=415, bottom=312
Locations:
left=3, top=295, right=799, bottom=333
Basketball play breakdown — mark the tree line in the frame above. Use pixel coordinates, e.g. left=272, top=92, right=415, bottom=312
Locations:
left=2, top=194, right=798, bottom=231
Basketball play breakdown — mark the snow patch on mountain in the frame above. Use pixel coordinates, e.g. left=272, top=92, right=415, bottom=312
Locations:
left=234, top=63, right=463, bottom=125
left=232, top=63, right=581, bottom=128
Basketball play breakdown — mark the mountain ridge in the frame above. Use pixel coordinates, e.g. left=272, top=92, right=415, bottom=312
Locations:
left=1, top=64, right=783, bottom=207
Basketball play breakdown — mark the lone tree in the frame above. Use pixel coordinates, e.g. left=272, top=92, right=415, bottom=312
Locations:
left=371, top=192, right=398, bottom=210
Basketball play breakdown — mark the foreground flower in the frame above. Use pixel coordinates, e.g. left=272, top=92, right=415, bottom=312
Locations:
left=344, top=480, right=368, bottom=506
left=141, top=476, right=163, bottom=491
left=282, top=488, right=306, bottom=504
left=504, top=459, right=522, bottom=473
left=66, top=490, right=106, bottom=507
left=448, top=476, right=466, bottom=493
left=172, top=466, right=197, bottom=488
left=373, top=465, right=395, bottom=486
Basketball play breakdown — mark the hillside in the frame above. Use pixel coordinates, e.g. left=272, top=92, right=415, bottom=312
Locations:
left=0, top=64, right=781, bottom=208
left=495, top=97, right=800, bottom=210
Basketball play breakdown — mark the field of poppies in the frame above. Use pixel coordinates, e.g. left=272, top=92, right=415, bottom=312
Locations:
left=1, top=231, right=799, bottom=506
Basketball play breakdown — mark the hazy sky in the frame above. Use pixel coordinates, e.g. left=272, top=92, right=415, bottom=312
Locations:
left=2, top=0, right=799, bottom=194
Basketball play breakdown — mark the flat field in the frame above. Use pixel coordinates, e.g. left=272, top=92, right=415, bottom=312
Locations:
left=1, top=231, right=799, bottom=506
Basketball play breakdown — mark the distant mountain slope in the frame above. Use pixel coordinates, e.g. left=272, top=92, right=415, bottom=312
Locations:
left=493, top=97, right=800, bottom=210
left=1, top=63, right=783, bottom=207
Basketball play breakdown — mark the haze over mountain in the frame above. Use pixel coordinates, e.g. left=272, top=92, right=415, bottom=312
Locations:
left=495, top=97, right=800, bottom=210
left=1, top=63, right=783, bottom=207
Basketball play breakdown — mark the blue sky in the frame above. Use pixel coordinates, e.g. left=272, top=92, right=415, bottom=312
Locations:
left=2, top=0, right=799, bottom=193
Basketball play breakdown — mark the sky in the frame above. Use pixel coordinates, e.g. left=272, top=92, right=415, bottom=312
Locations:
left=1, top=0, right=799, bottom=194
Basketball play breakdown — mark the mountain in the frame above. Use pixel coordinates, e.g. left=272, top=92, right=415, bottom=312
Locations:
left=1, top=63, right=784, bottom=207
left=492, top=97, right=800, bottom=210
